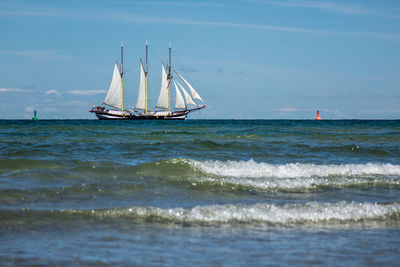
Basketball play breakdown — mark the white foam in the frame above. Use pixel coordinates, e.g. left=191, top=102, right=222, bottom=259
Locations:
left=192, top=175, right=400, bottom=190
left=79, top=201, right=400, bottom=225
left=188, top=159, right=400, bottom=178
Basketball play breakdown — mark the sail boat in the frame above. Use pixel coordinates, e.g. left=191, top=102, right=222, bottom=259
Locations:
left=90, top=42, right=130, bottom=119
left=90, top=41, right=206, bottom=120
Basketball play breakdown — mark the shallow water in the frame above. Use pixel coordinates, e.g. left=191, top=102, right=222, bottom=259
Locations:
left=1, top=120, right=399, bottom=265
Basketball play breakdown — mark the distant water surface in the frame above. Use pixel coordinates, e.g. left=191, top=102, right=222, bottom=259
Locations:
left=0, top=120, right=399, bottom=265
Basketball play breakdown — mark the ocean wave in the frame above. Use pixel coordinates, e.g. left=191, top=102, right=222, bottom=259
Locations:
left=3, top=201, right=399, bottom=227
left=185, top=159, right=400, bottom=178
left=185, top=175, right=400, bottom=191
left=3, top=158, right=399, bottom=180
left=168, top=159, right=400, bottom=190
left=2, top=158, right=399, bottom=195
left=0, top=158, right=71, bottom=172
left=96, top=201, right=400, bottom=225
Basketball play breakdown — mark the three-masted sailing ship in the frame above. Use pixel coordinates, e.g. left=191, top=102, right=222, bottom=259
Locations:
left=90, top=41, right=206, bottom=120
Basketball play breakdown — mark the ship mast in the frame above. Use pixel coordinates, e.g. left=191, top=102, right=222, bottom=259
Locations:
left=145, top=40, right=148, bottom=113
left=120, top=41, right=124, bottom=111
left=168, top=43, right=172, bottom=111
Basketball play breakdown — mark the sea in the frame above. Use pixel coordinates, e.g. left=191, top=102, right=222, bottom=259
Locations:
left=0, top=119, right=399, bottom=266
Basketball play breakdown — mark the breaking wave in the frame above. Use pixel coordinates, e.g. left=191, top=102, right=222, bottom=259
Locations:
left=185, top=159, right=400, bottom=178
left=3, top=201, right=399, bottom=227
left=2, top=159, right=400, bottom=197
left=173, top=159, right=400, bottom=191
left=85, top=201, right=400, bottom=225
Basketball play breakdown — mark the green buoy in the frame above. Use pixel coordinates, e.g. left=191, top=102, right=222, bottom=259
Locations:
left=32, top=110, right=38, bottom=120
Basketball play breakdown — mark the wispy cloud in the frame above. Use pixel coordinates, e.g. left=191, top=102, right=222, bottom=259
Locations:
left=251, top=0, right=400, bottom=18
left=59, top=100, right=89, bottom=107
left=67, top=90, right=106, bottom=95
left=118, top=16, right=334, bottom=35
left=302, top=93, right=350, bottom=98
left=359, top=109, right=400, bottom=115
left=119, top=1, right=224, bottom=7
left=304, top=93, right=400, bottom=99
left=178, top=68, right=199, bottom=73
left=45, top=89, right=61, bottom=96
left=117, top=15, right=400, bottom=40
left=0, top=87, right=31, bottom=93
left=25, top=106, right=34, bottom=112
left=252, top=0, right=369, bottom=14
left=0, top=50, right=77, bottom=61
left=41, top=107, right=59, bottom=112
left=0, top=4, right=399, bottom=41
left=274, top=107, right=298, bottom=112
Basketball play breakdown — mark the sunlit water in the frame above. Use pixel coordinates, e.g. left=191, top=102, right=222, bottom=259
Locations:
left=1, top=120, right=399, bottom=265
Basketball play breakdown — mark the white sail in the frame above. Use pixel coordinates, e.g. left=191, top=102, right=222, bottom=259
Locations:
left=156, top=64, right=169, bottom=109
left=173, top=80, right=186, bottom=109
left=104, top=62, right=122, bottom=109
left=175, top=71, right=204, bottom=105
left=176, top=81, right=196, bottom=106
left=135, top=60, right=146, bottom=110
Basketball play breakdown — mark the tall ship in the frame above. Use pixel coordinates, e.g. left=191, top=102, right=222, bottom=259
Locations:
left=90, top=41, right=206, bottom=120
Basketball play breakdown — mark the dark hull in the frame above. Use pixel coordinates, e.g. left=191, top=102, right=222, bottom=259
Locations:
left=90, top=109, right=189, bottom=120
left=129, top=115, right=186, bottom=120
left=89, top=109, right=130, bottom=120
left=95, top=113, right=130, bottom=120
left=90, top=106, right=205, bottom=120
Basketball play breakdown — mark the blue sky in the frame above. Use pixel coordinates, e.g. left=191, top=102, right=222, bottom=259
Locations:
left=0, top=0, right=399, bottom=119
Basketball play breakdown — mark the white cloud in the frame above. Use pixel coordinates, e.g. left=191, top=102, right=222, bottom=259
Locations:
left=253, top=0, right=369, bottom=15
left=0, top=88, right=31, bottom=93
left=67, top=90, right=106, bottom=95
left=127, top=1, right=223, bottom=7
left=55, top=100, right=89, bottom=107
left=252, top=0, right=400, bottom=20
left=25, top=106, right=34, bottom=112
left=0, top=4, right=399, bottom=41
left=274, top=107, right=298, bottom=112
left=45, top=89, right=61, bottom=96
left=63, top=100, right=89, bottom=106
left=359, top=109, right=400, bottom=115
left=0, top=50, right=77, bottom=61
left=41, top=107, right=59, bottom=112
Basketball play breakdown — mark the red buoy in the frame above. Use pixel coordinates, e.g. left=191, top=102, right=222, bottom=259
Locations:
left=315, top=110, right=321, bottom=120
